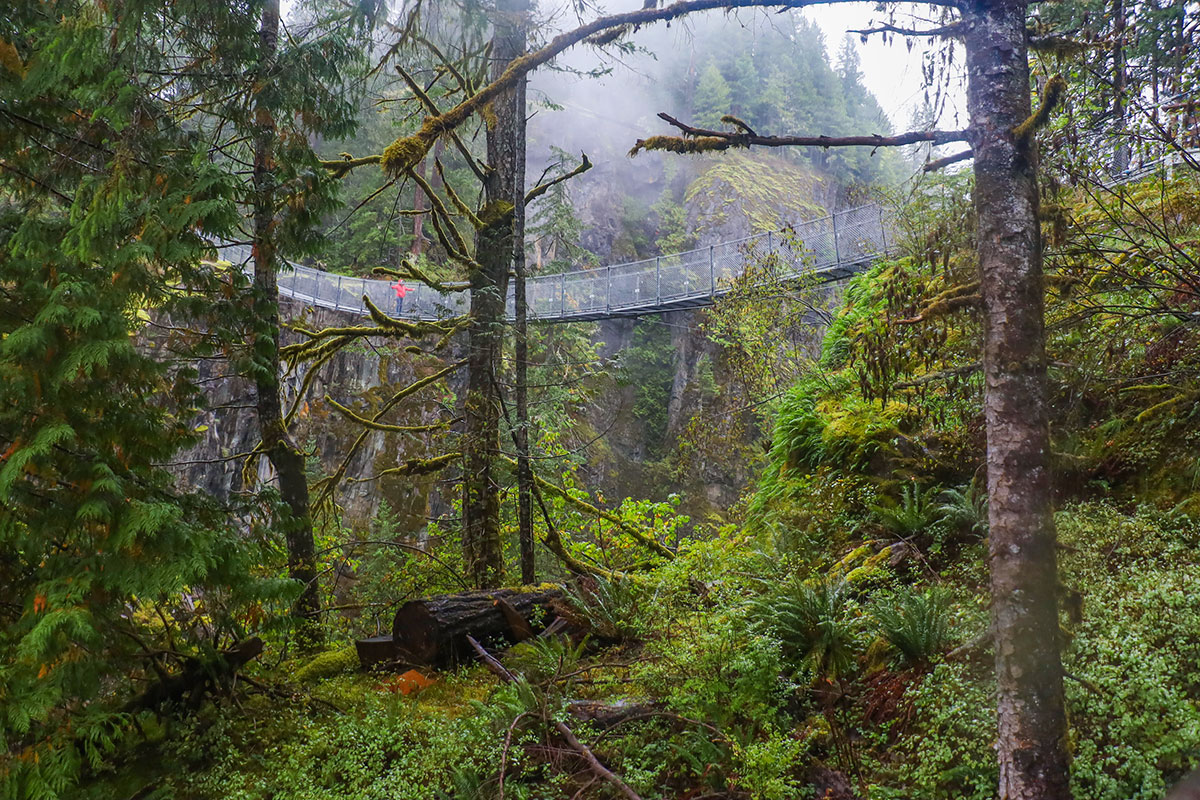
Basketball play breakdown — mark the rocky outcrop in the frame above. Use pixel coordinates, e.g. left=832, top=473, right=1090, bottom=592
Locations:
left=170, top=298, right=456, bottom=533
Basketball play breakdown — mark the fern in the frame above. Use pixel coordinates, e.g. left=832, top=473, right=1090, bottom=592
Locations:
left=938, top=479, right=989, bottom=537
left=871, top=586, right=955, bottom=667
left=563, top=575, right=647, bottom=641
left=868, top=482, right=940, bottom=537
left=752, top=577, right=862, bottom=681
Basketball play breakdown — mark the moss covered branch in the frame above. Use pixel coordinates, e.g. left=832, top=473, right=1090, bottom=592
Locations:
left=312, top=360, right=468, bottom=506
left=355, top=452, right=461, bottom=481
left=896, top=281, right=981, bottom=324
left=373, top=261, right=471, bottom=294
left=525, top=153, right=592, bottom=205
left=630, top=112, right=969, bottom=156
left=350, top=0, right=966, bottom=179
left=1012, top=74, right=1066, bottom=141
left=326, top=395, right=456, bottom=434
left=501, top=456, right=674, bottom=560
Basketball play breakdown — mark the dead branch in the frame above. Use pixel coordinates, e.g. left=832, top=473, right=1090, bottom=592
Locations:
left=848, top=21, right=964, bottom=38
left=465, top=636, right=643, bottom=800
left=327, top=0, right=964, bottom=179
left=525, top=154, right=593, bottom=205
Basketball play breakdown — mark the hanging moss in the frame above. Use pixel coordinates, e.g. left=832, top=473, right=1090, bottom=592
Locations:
left=628, top=135, right=733, bottom=158
left=1012, top=74, right=1066, bottom=141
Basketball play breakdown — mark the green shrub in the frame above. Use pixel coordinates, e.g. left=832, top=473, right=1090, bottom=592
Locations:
left=1058, top=503, right=1200, bottom=799
left=636, top=605, right=785, bottom=730
left=162, top=680, right=506, bottom=800
left=872, top=660, right=997, bottom=800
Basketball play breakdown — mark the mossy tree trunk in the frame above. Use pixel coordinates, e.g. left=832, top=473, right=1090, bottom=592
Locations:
left=463, top=0, right=529, bottom=588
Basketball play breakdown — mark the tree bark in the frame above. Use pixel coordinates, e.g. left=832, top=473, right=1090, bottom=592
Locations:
left=1111, top=0, right=1129, bottom=173
left=463, top=0, right=529, bottom=588
left=963, top=1, right=1070, bottom=796
left=410, top=154, right=427, bottom=256
left=251, top=0, right=321, bottom=641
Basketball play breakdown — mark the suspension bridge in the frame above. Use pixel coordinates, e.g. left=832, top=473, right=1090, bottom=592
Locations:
left=223, top=204, right=893, bottom=323
left=211, top=136, right=1200, bottom=325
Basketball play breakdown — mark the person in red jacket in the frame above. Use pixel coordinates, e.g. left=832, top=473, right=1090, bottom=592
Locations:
left=391, top=279, right=409, bottom=315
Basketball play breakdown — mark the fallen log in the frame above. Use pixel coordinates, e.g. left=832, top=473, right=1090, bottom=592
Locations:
left=355, top=635, right=397, bottom=669
left=125, top=636, right=264, bottom=713
left=566, top=699, right=659, bottom=731
left=392, top=586, right=563, bottom=668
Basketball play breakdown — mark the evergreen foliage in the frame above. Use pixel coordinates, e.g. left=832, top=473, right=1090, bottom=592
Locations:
left=2, top=0, right=1199, bottom=797
left=0, top=2, right=290, bottom=795
left=665, top=14, right=900, bottom=185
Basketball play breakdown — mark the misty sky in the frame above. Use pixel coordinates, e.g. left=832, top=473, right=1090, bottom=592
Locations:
left=535, top=1, right=970, bottom=131
left=804, top=2, right=968, bottom=129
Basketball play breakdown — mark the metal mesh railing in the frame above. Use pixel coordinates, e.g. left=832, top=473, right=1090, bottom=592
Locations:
left=1107, top=146, right=1200, bottom=186
left=225, top=204, right=892, bottom=322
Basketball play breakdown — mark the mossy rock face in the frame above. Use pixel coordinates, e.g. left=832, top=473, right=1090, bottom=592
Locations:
left=293, top=646, right=360, bottom=683
left=684, top=151, right=825, bottom=239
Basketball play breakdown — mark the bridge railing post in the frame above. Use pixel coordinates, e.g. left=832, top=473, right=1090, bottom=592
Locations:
left=334, top=274, right=342, bottom=312
left=655, top=256, right=661, bottom=304
left=560, top=271, right=566, bottom=317
left=831, top=210, right=841, bottom=264
left=709, top=245, right=715, bottom=299
left=879, top=206, right=888, bottom=256
left=606, top=265, right=612, bottom=312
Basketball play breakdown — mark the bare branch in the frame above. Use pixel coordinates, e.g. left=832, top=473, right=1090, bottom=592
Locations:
left=848, top=21, right=964, bottom=38
left=924, top=149, right=974, bottom=172
left=356, top=0, right=964, bottom=178
left=525, top=153, right=592, bottom=205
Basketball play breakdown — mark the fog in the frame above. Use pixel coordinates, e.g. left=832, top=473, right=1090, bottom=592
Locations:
left=524, top=0, right=968, bottom=165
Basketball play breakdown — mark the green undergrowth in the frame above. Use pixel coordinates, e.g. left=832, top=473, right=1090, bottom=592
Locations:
left=83, top=501, right=1200, bottom=799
